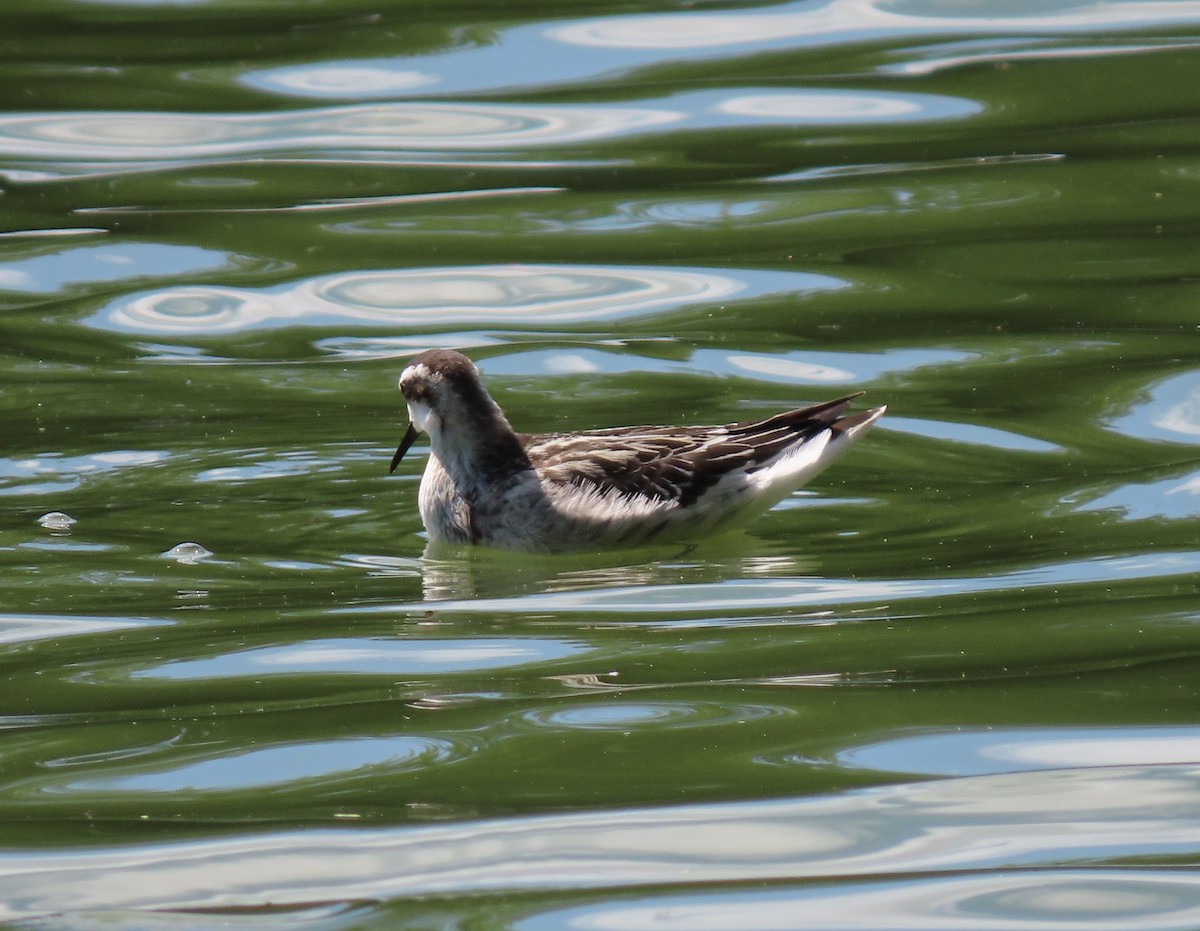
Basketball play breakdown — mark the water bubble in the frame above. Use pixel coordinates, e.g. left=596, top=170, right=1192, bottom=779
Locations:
left=162, top=542, right=212, bottom=565
left=37, top=511, right=76, bottom=532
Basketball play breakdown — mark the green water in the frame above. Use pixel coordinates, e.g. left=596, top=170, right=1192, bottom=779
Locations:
left=3, top=0, right=1200, bottom=926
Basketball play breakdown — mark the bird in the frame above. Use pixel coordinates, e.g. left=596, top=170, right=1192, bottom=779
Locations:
left=389, top=349, right=885, bottom=552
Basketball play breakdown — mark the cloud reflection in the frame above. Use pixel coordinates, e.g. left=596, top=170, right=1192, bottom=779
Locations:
left=251, top=63, right=441, bottom=98
left=840, top=726, right=1200, bottom=777
left=0, top=613, right=166, bottom=646
left=0, top=450, right=171, bottom=497
left=551, top=1, right=1200, bottom=50
left=1074, top=469, right=1200, bottom=521
left=134, top=636, right=588, bottom=680
left=522, top=871, right=1200, bottom=931
left=1109, top=370, right=1200, bottom=445
left=717, top=89, right=978, bottom=123
left=88, top=265, right=751, bottom=334
left=5, top=766, right=1200, bottom=916
left=468, top=345, right=963, bottom=386
left=0, top=103, right=679, bottom=162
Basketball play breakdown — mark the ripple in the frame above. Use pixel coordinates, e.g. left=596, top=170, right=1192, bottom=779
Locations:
left=889, top=36, right=1200, bottom=77
left=133, top=636, right=589, bottom=680
left=0, top=103, right=680, bottom=161
left=0, top=450, right=171, bottom=497
left=714, top=347, right=971, bottom=385
left=316, top=332, right=504, bottom=362
left=308, top=266, right=733, bottom=321
left=354, top=550, right=1200, bottom=616
left=19, top=540, right=112, bottom=554
left=88, top=265, right=749, bottom=334
left=7, top=767, right=1200, bottom=915
left=340, top=553, right=424, bottom=580
left=195, top=452, right=335, bottom=484
left=521, top=700, right=788, bottom=732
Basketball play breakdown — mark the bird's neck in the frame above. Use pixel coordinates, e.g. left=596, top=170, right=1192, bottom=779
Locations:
left=430, top=411, right=530, bottom=490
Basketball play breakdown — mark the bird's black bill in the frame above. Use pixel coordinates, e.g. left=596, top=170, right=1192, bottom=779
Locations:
left=389, top=423, right=420, bottom=474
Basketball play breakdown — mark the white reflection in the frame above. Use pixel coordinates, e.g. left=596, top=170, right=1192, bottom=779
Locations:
left=88, top=265, right=745, bottom=334
left=256, top=64, right=440, bottom=97
left=475, top=345, right=962, bottom=387
left=522, top=872, right=1200, bottom=930
left=545, top=353, right=603, bottom=374
left=0, top=102, right=680, bottom=160
left=551, top=0, right=1200, bottom=50
left=0, top=449, right=171, bottom=497
left=891, top=38, right=1200, bottom=76
left=726, top=354, right=853, bottom=383
left=134, top=636, right=588, bottom=679
left=721, top=92, right=916, bottom=119
left=1154, top=381, right=1200, bottom=437
left=997, top=732, right=1200, bottom=768
left=0, top=613, right=165, bottom=646
left=717, top=90, right=978, bottom=123
left=315, top=332, right=504, bottom=362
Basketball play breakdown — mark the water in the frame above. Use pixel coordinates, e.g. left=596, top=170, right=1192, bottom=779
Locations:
left=3, top=0, right=1200, bottom=926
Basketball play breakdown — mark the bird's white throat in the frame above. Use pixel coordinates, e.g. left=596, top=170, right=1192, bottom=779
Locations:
left=406, top=398, right=437, bottom=434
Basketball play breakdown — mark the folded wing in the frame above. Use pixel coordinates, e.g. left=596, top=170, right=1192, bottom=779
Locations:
left=527, top=393, right=867, bottom=509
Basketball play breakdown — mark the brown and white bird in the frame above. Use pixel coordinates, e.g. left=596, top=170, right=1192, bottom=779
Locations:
left=390, top=349, right=884, bottom=552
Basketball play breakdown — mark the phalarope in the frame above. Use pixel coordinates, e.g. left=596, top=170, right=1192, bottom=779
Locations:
left=389, top=349, right=885, bottom=552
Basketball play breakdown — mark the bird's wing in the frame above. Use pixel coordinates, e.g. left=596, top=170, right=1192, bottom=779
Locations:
left=524, top=393, right=864, bottom=508
left=527, top=426, right=728, bottom=506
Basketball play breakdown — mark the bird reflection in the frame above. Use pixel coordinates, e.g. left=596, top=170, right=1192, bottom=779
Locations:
left=417, top=534, right=805, bottom=603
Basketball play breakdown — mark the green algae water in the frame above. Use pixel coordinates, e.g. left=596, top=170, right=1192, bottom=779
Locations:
left=3, top=0, right=1200, bottom=926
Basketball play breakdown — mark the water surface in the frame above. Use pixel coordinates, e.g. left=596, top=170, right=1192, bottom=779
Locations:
left=3, top=0, right=1200, bottom=927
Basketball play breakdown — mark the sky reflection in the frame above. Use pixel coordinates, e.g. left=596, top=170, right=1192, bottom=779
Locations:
left=0, top=243, right=231, bottom=294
